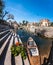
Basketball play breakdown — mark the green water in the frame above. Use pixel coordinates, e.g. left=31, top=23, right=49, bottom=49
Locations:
left=17, top=29, right=53, bottom=54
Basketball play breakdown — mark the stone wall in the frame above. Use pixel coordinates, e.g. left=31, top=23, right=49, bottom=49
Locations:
left=35, top=27, right=53, bottom=38
left=23, top=26, right=53, bottom=38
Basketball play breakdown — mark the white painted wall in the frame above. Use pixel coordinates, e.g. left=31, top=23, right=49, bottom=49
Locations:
left=41, top=22, right=49, bottom=27
left=30, top=26, right=35, bottom=32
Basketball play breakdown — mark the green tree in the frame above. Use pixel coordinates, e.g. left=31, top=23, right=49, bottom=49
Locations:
left=22, top=20, right=25, bottom=25
left=22, top=20, right=29, bottom=25
left=25, top=21, right=28, bottom=25
left=51, top=22, right=53, bottom=26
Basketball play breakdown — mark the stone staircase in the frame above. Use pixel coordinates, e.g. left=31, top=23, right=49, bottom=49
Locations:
left=0, top=29, right=30, bottom=65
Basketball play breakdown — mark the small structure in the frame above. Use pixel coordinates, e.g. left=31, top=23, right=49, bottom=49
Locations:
left=40, top=19, right=50, bottom=27
left=27, top=37, right=40, bottom=65
left=27, top=22, right=37, bottom=33
left=12, top=21, right=19, bottom=32
left=7, top=19, right=13, bottom=26
left=12, top=21, right=18, bottom=29
left=7, top=19, right=19, bottom=31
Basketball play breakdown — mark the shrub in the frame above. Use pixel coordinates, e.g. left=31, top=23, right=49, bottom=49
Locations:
left=11, top=45, right=18, bottom=56
left=10, top=45, right=27, bottom=60
left=21, top=50, right=27, bottom=60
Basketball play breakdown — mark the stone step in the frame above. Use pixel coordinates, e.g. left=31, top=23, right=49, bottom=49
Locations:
left=0, top=32, right=10, bottom=41
left=18, top=37, right=22, bottom=44
left=0, top=30, right=10, bottom=35
left=17, top=35, right=22, bottom=44
left=0, top=32, right=11, bottom=48
left=15, top=54, right=23, bottom=65
left=15, top=34, right=22, bottom=44
left=0, top=33, right=12, bottom=55
left=0, top=29, right=10, bottom=39
left=0, top=32, right=29, bottom=65
left=4, top=35, right=14, bottom=65
left=24, top=58, right=30, bottom=65
left=0, top=29, right=9, bottom=32
left=0, top=34, right=12, bottom=65
left=14, top=35, right=23, bottom=65
left=17, top=35, right=30, bottom=65
left=15, top=37, right=18, bottom=44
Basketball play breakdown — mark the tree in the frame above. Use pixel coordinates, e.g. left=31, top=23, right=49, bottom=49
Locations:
left=0, top=0, right=8, bottom=20
left=22, top=20, right=25, bottom=25
left=0, top=0, right=4, bottom=14
left=7, top=14, right=14, bottom=20
left=2, top=11, right=8, bottom=20
left=22, top=20, right=29, bottom=25
left=0, top=0, right=5, bottom=19
left=25, top=21, right=28, bottom=25
left=51, top=22, right=53, bottom=26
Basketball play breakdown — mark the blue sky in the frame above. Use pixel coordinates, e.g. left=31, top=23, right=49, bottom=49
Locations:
left=4, top=0, right=53, bottom=23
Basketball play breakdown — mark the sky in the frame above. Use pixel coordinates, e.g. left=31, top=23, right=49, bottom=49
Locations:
left=4, top=0, right=53, bottom=23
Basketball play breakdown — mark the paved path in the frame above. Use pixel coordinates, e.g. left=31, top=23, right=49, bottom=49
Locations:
left=24, top=58, right=30, bottom=65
